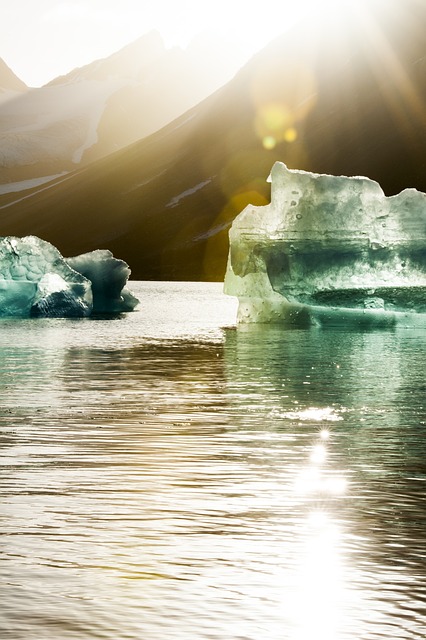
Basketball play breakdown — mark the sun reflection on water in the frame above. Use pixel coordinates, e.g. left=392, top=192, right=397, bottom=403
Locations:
left=310, top=443, right=328, bottom=464
left=289, top=410, right=349, bottom=638
left=278, top=406, right=344, bottom=422
left=291, top=509, right=344, bottom=640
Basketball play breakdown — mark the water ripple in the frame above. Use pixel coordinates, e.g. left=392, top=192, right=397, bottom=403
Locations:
left=1, top=283, right=426, bottom=639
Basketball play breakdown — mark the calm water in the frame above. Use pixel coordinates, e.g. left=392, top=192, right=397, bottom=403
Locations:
left=1, top=281, right=426, bottom=640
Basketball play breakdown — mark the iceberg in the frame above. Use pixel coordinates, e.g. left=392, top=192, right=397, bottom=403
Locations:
left=224, top=162, right=426, bottom=328
left=0, top=236, right=139, bottom=318
left=66, top=250, right=139, bottom=313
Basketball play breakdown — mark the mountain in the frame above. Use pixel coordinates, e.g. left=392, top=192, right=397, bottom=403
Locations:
left=0, top=57, right=27, bottom=92
left=0, top=58, right=28, bottom=104
left=0, top=31, right=239, bottom=184
left=1, top=0, right=425, bottom=281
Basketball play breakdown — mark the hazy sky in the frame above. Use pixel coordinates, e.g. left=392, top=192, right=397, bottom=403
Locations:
left=0, top=0, right=326, bottom=87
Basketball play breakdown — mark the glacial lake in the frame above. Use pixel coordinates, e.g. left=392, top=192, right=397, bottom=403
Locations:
left=1, top=281, right=426, bottom=639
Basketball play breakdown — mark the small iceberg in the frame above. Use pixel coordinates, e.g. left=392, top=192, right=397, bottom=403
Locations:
left=0, top=235, right=139, bottom=318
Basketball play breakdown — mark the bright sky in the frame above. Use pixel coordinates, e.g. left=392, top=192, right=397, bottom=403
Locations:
left=0, top=0, right=326, bottom=87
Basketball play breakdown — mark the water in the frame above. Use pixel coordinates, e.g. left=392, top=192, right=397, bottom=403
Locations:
left=1, top=281, right=426, bottom=639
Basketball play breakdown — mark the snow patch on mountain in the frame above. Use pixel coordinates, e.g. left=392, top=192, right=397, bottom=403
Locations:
left=0, top=173, right=74, bottom=210
left=0, top=173, right=68, bottom=195
left=166, top=179, right=212, bottom=208
left=0, top=77, right=132, bottom=170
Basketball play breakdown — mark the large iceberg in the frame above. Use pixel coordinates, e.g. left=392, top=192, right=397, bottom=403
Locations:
left=224, top=162, right=426, bottom=328
left=0, top=236, right=139, bottom=318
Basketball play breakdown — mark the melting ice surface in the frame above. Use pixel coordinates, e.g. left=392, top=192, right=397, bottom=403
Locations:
left=0, top=235, right=139, bottom=317
left=225, top=162, right=426, bottom=328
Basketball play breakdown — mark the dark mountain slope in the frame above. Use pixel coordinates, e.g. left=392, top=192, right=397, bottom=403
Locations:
left=1, top=0, right=425, bottom=280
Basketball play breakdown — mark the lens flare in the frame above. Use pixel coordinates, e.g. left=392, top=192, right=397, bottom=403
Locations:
left=284, top=126, right=298, bottom=143
left=250, top=58, right=317, bottom=151
left=262, top=135, right=277, bottom=150
left=202, top=189, right=269, bottom=279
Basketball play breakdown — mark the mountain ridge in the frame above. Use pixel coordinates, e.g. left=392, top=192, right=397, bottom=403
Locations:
left=1, top=0, right=425, bottom=281
left=0, top=31, right=241, bottom=184
left=0, top=57, right=28, bottom=93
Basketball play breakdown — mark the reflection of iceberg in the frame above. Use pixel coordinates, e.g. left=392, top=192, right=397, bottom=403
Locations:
left=224, top=163, right=426, bottom=327
left=0, top=236, right=139, bottom=317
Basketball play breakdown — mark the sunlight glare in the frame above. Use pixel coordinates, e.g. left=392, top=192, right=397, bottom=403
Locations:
left=280, top=407, right=343, bottom=422
left=4, top=0, right=398, bottom=88
left=310, top=444, right=327, bottom=465
left=294, top=468, right=347, bottom=496
left=290, top=510, right=345, bottom=640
